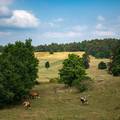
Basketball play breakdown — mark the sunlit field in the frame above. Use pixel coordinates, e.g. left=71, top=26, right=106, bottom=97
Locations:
left=0, top=52, right=120, bottom=120
left=35, top=52, right=84, bottom=82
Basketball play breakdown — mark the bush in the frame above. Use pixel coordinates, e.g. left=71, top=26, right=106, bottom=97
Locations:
left=109, top=42, right=120, bottom=76
left=82, top=53, right=90, bottom=69
left=59, top=54, right=91, bottom=92
left=35, top=80, right=40, bottom=85
left=111, top=66, right=120, bottom=76
left=45, top=61, right=50, bottom=69
left=49, top=51, right=54, bottom=54
left=0, top=39, right=38, bottom=107
left=72, top=76, right=92, bottom=92
left=98, top=61, right=107, bottom=69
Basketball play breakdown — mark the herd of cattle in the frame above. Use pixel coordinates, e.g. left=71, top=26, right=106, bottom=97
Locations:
left=22, top=90, right=88, bottom=109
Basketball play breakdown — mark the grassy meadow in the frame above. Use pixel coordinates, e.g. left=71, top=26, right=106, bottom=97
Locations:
left=35, top=52, right=84, bottom=82
left=0, top=52, right=120, bottom=120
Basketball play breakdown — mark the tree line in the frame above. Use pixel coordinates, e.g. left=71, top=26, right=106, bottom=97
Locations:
left=34, top=38, right=119, bottom=58
left=0, top=38, right=119, bottom=58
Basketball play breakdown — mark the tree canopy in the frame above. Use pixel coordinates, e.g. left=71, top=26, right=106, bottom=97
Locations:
left=109, top=41, right=120, bottom=76
left=0, top=39, right=38, bottom=107
left=59, top=54, right=88, bottom=88
left=82, top=53, right=90, bottom=69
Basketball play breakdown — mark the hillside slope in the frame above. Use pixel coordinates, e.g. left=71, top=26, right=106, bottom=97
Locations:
left=0, top=52, right=120, bottom=120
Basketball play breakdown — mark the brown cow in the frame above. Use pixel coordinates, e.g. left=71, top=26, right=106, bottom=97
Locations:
left=23, top=100, right=31, bottom=109
left=29, top=90, right=39, bottom=99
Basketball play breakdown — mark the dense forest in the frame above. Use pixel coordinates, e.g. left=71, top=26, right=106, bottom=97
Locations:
left=0, top=38, right=120, bottom=58
left=34, top=38, right=120, bottom=58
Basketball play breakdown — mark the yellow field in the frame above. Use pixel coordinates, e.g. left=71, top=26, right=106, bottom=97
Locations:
left=35, top=52, right=84, bottom=82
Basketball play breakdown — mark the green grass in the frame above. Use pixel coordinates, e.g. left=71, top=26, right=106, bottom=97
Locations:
left=0, top=52, right=120, bottom=120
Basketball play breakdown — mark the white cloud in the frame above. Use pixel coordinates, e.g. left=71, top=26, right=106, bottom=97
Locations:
left=48, top=22, right=56, bottom=27
left=0, top=31, right=11, bottom=36
left=46, top=18, right=64, bottom=28
left=0, top=0, right=13, bottom=5
left=97, top=15, right=105, bottom=21
left=53, top=18, right=64, bottom=22
left=42, top=31, right=82, bottom=39
left=72, top=25, right=88, bottom=31
left=0, top=10, right=39, bottom=28
left=95, top=23, right=105, bottom=30
left=0, top=6, right=11, bottom=17
left=93, top=31, right=115, bottom=36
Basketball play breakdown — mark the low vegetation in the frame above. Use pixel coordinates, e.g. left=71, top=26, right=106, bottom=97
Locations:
left=98, top=61, right=107, bottom=69
left=45, top=61, right=50, bottom=69
left=82, top=52, right=90, bottom=69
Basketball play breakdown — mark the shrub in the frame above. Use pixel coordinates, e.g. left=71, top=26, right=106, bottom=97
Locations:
left=59, top=54, right=86, bottom=87
left=35, top=80, right=40, bottom=85
left=72, top=76, right=92, bottom=92
left=109, top=42, right=120, bottom=76
left=59, top=54, right=91, bottom=92
left=111, top=66, right=120, bottom=76
left=49, top=51, right=54, bottom=54
left=45, top=61, right=50, bottom=69
left=82, top=53, right=90, bottom=69
left=98, top=61, right=107, bottom=69
left=0, top=39, right=38, bottom=107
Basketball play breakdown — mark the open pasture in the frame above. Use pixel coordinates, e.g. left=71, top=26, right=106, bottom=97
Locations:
left=0, top=52, right=120, bottom=120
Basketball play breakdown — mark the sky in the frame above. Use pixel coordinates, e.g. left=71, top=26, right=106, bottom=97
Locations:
left=0, top=0, right=120, bottom=45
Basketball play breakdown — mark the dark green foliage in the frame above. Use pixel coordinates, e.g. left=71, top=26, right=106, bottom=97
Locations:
left=82, top=53, right=90, bottom=69
left=111, top=67, right=120, bottom=76
left=35, top=80, right=40, bottom=85
left=45, top=61, right=50, bottom=69
left=98, top=61, right=107, bottom=69
left=109, top=42, right=120, bottom=76
left=59, top=54, right=91, bottom=91
left=0, top=39, right=38, bottom=107
left=49, top=51, right=54, bottom=54
left=84, top=39, right=118, bottom=58
left=34, top=38, right=120, bottom=58
left=0, top=45, right=4, bottom=53
left=34, top=42, right=82, bottom=52
left=73, top=76, right=92, bottom=92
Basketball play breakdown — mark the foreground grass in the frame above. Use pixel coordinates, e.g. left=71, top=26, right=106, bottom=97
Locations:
left=0, top=52, right=120, bottom=120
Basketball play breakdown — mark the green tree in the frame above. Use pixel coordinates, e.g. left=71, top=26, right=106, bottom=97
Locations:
left=110, top=42, right=120, bottom=76
left=45, top=61, right=50, bottom=69
left=59, top=54, right=89, bottom=88
left=98, top=61, right=107, bottom=69
left=82, top=53, right=90, bottom=69
left=0, top=39, right=38, bottom=107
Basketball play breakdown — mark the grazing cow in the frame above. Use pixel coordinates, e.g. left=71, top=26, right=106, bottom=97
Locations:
left=23, top=100, right=31, bottom=109
left=29, top=90, right=39, bottom=99
left=80, top=96, right=88, bottom=104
